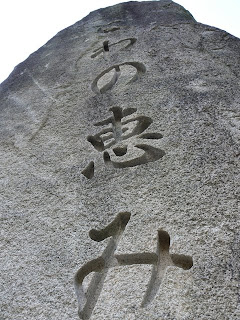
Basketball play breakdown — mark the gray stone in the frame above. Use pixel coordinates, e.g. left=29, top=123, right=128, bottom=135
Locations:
left=0, top=1, right=239, bottom=319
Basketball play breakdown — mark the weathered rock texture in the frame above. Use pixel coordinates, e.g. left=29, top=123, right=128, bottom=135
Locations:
left=0, top=1, right=239, bottom=319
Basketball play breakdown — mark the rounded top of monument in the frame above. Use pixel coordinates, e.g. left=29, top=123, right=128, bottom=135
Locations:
left=81, top=0, right=196, bottom=27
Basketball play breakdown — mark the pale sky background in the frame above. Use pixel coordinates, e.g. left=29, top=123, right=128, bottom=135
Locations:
left=0, top=0, right=239, bottom=84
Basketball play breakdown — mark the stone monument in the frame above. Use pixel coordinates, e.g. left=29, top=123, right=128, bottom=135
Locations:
left=0, top=1, right=239, bottom=319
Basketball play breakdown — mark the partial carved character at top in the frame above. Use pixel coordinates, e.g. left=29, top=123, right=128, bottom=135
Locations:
left=91, top=38, right=137, bottom=58
left=74, top=212, right=193, bottom=319
left=97, top=20, right=123, bottom=33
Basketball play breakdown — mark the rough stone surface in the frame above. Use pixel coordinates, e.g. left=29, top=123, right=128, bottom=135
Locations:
left=0, top=1, right=239, bottom=319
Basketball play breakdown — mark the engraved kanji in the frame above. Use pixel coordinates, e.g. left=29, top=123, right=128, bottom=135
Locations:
left=82, top=107, right=165, bottom=178
left=74, top=212, right=193, bottom=319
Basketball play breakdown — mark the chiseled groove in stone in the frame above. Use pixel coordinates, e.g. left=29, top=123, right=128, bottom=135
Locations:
left=113, top=145, right=128, bottom=156
left=141, top=230, right=193, bottom=307
left=74, top=212, right=131, bottom=320
left=87, top=106, right=155, bottom=153
left=138, top=132, right=164, bottom=139
left=91, top=38, right=137, bottom=58
left=81, top=161, right=95, bottom=179
left=103, top=144, right=166, bottom=168
left=74, top=214, right=193, bottom=319
left=91, top=62, right=146, bottom=94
